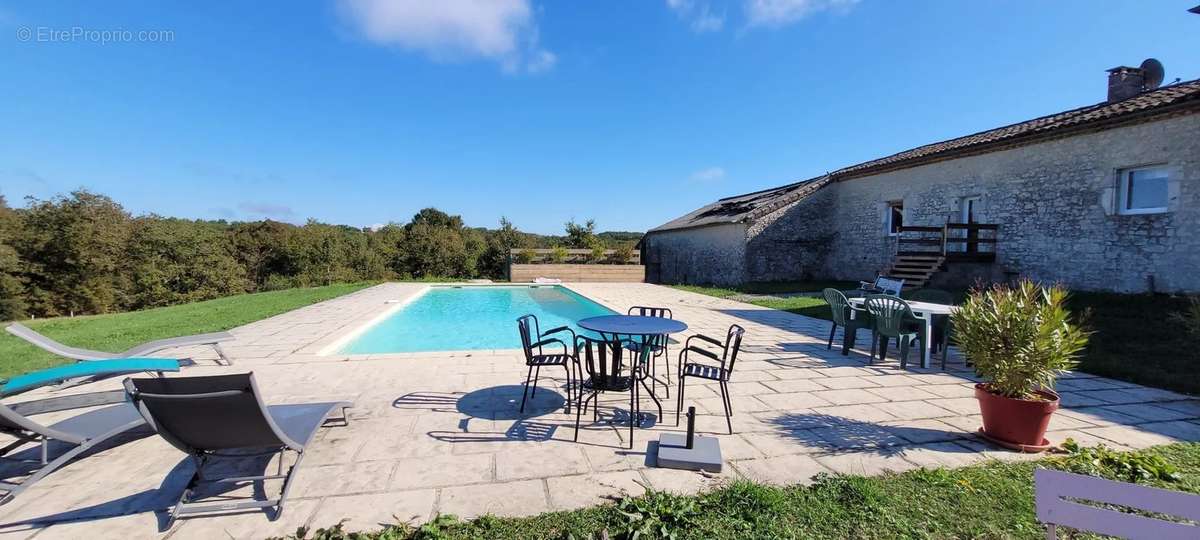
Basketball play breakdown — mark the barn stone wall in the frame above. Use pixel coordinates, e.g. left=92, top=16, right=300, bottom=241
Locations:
left=744, top=181, right=839, bottom=282
left=646, top=112, right=1200, bottom=293
left=641, top=223, right=747, bottom=285
left=822, top=113, right=1200, bottom=292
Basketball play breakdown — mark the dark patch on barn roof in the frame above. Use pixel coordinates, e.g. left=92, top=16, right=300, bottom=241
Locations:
left=647, top=79, right=1200, bottom=234
left=647, top=176, right=830, bottom=233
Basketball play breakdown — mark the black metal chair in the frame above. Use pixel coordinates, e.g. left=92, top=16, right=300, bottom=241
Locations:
left=624, top=306, right=674, bottom=397
left=516, top=314, right=578, bottom=414
left=675, top=324, right=745, bottom=435
left=573, top=335, right=643, bottom=449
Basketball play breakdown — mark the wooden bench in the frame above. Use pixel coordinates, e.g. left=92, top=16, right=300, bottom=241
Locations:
left=855, top=275, right=904, bottom=296
left=1035, top=468, right=1200, bottom=539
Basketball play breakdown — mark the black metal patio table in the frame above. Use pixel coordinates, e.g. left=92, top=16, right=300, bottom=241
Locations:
left=577, top=315, right=688, bottom=429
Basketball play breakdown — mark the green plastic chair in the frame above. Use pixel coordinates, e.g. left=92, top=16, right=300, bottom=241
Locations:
left=863, top=295, right=927, bottom=369
left=907, top=289, right=955, bottom=368
left=822, top=289, right=873, bottom=356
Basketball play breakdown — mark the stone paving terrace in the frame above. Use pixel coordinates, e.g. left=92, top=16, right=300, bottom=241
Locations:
left=1, top=283, right=1198, bottom=539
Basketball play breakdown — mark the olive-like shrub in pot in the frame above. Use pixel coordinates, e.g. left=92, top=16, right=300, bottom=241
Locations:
left=952, top=280, right=1089, bottom=452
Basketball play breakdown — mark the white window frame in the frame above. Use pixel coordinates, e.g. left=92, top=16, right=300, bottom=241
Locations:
left=885, top=201, right=904, bottom=236
left=1117, top=165, right=1170, bottom=215
left=960, top=196, right=982, bottom=224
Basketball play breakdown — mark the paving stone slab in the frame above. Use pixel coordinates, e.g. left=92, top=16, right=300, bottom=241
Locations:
left=438, top=480, right=549, bottom=519
left=308, top=490, right=438, bottom=532
left=6, top=282, right=1180, bottom=536
left=732, top=454, right=829, bottom=486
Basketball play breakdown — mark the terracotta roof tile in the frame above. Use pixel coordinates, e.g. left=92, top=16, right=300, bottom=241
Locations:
left=647, top=79, right=1200, bottom=234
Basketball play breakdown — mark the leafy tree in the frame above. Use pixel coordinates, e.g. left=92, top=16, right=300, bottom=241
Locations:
left=403, top=222, right=470, bottom=277
left=564, top=219, right=598, bottom=248
left=17, top=191, right=132, bottom=316
left=399, top=209, right=485, bottom=278
left=126, top=217, right=249, bottom=308
left=0, top=189, right=638, bottom=317
left=410, top=208, right=463, bottom=229
left=479, top=217, right=526, bottom=279
left=613, top=243, right=637, bottom=264
left=370, top=223, right=408, bottom=277
left=0, top=195, right=26, bottom=320
left=229, top=220, right=296, bottom=289
left=290, top=221, right=362, bottom=286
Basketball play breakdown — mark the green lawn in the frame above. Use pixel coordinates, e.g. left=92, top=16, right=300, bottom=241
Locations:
left=671, top=283, right=1200, bottom=396
left=287, top=442, right=1200, bottom=540
left=672, top=280, right=858, bottom=299
left=0, top=282, right=377, bottom=379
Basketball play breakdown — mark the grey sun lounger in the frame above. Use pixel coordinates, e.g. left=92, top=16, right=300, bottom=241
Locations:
left=0, top=358, right=182, bottom=505
left=123, top=373, right=351, bottom=525
left=5, top=322, right=235, bottom=366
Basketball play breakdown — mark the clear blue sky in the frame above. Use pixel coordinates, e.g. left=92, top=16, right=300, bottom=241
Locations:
left=1, top=1, right=1197, bottom=234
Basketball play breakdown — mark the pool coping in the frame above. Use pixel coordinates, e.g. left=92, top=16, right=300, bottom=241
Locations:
left=308, top=282, right=624, bottom=359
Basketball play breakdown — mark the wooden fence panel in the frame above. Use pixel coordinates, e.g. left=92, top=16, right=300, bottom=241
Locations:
left=509, top=264, right=645, bottom=283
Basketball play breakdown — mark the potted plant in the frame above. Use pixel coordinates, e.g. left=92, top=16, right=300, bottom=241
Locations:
left=951, top=280, right=1089, bottom=452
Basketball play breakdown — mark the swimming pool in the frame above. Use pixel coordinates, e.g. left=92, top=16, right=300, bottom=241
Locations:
left=338, top=285, right=615, bottom=354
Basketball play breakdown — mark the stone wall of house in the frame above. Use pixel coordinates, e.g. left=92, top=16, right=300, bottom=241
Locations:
left=744, top=182, right=839, bottom=281
left=642, top=223, right=747, bottom=285
left=821, top=113, right=1200, bottom=292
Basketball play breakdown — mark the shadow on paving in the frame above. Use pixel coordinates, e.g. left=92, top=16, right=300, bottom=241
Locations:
left=393, top=385, right=568, bottom=420
left=0, top=452, right=284, bottom=534
left=0, top=428, right=152, bottom=490
left=768, top=413, right=973, bottom=457
left=715, top=309, right=829, bottom=335
left=394, top=386, right=663, bottom=450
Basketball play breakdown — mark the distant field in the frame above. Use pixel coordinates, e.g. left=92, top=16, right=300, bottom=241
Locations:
left=0, top=282, right=377, bottom=379
left=672, top=282, right=1199, bottom=396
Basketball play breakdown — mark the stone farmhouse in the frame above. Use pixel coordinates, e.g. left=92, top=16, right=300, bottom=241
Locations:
left=641, top=67, right=1200, bottom=293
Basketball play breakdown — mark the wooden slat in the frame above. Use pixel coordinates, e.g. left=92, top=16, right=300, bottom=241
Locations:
left=1035, top=469, right=1200, bottom=540
left=509, top=264, right=645, bottom=283
left=509, top=248, right=641, bottom=264
left=946, top=223, right=999, bottom=231
left=944, top=238, right=998, bottom=244
left=898, top=226, right=943, bottom=233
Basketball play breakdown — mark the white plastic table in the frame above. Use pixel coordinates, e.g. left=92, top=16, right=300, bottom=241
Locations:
left=848, top=298, right=957, bottom=368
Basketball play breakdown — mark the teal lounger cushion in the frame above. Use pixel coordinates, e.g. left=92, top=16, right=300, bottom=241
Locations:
left=1, top=358, right=181, bottom=397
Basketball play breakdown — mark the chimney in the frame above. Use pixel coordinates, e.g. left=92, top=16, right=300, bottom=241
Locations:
left=1107, top=66, right=1145, bottom=103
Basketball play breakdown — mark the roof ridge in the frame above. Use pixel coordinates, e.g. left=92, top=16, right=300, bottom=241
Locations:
left=832, top=77, right=1200, bottom=178
left=715, top=176, right=821, bottom=202
left=645, top=76, right=1200, bottom=234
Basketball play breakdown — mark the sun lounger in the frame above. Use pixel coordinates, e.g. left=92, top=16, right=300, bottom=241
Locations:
left=0, top=358, right=182, bottom=504
left=5, top=322, right=234, bottom=366
left=123, top=373, right=351, bottom=524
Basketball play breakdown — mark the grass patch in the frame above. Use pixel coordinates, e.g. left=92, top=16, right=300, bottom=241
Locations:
left=286, top=442, right=1200, bottom=539
left=671, top=280, right=856, bottom=299
left=0, top=281, right=378, bottom=378
left=1067, top=292, right=1200, bottom=396
left=671, top=283, right=1200, bottom=396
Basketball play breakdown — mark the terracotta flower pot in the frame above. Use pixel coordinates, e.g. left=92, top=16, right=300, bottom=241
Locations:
left=974, top=383, right=1058, bottom=452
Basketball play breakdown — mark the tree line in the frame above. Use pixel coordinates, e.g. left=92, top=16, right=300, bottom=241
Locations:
left=0, top=191, right=639, bottom=320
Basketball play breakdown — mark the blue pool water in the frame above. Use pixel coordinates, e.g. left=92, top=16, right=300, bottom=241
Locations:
left=339, top=285, right=616, bottom=354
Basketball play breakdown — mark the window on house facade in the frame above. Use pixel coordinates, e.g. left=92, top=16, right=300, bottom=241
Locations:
left=886, top=201, right=904, bottom=235
left=1118, top=166, right=1170, bottom=215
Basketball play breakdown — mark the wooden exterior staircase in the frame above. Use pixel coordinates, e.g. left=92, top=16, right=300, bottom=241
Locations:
left=884, top=223, right=998, bottom=289
left=885, top=254, right=945, bottom=289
